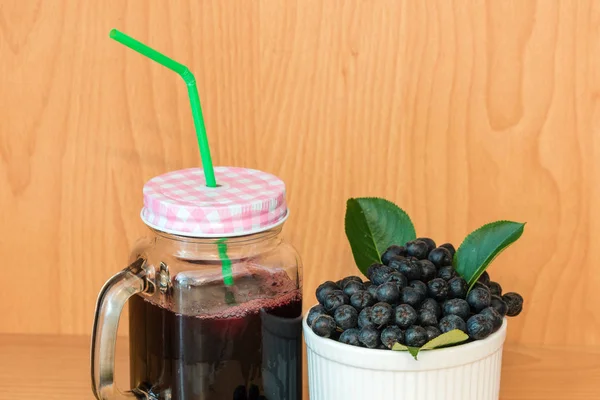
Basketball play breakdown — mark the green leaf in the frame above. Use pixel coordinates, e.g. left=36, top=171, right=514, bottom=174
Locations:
left=454, top=220, right=525, bottom=289
left=391, top=342, right=420, bottom=360
left=406, top=346, right=420, bottom=359
left=420, top=330, right=469, bottom=351
left=345, top=198, right=416, bottom=275
left=392, top=342, right=409, bottom=351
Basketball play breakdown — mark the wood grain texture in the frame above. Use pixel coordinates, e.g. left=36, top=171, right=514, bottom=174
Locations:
left=1, top=334, right=599, bottom=399
left=0, top=0, right=599, bottom=349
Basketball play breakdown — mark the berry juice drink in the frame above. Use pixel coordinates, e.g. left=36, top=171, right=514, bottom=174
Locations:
left=128, top=267, right=302, bottom=400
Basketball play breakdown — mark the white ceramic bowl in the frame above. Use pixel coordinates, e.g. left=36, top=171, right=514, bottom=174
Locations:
left=304, top=312, right=507, bottom=400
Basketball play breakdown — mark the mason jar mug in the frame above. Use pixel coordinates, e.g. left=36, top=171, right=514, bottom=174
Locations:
left=91, top=167, right=303, bottom=400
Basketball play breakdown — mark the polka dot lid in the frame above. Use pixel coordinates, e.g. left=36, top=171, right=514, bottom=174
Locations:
left=141, top=167, right=288, bottom=237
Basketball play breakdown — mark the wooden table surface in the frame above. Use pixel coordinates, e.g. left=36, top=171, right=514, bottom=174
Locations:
left=1, top=334, right=598, bottom=400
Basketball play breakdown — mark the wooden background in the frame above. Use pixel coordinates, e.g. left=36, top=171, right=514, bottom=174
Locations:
left=1, top=0, right=599, bottom=352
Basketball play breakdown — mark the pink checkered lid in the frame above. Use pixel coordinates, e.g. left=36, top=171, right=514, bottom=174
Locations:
left=141, top=167, right=288, bottom=237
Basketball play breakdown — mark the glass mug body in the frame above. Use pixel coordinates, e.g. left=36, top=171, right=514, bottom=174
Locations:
left=92, top=225, right=303, bottom=400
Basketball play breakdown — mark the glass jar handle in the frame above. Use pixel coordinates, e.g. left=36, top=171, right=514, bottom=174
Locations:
left=91, top=258, right=153, bottom=399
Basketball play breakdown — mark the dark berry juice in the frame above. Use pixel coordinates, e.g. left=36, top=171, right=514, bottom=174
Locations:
left=128, top=269, right=302, bottom=400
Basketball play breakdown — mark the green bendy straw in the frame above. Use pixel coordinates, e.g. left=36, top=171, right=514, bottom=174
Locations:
left=218, top=239, right=235, bottom=296
left=109, top=28, right=217, bottom=187
left=110, top=29, right=235, bottom=294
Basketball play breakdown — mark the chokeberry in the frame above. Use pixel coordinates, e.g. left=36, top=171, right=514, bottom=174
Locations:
left=478, top=271, right=491, bottom=285
left=339, top=328, right=361, bottom=346
left=439, top=243, right=456, bottom=257
left=376, top=282, right=401, bottom=304
left=488, top=281, right=502, bottom=296
left=342, top=275, right=363, bottom=286
left=447, top=277, right=468, bottom=299
left=406, top=240, right=430, bottom=259
left=428, top=247, right=453, bottom=267
left=334, top=305, right=359, bottom=330
left=316, top=281, right=339, bottom=304
left=443, top=298, right=471, bottom=321
left=367, top=283, right=379, bottom=299
left=394, top=304, right=418, bottom=329
left=400, top=287, right=425, bottom=308
left=387, top=255, right=408, bottom=269
left=387, top=257, right=403, bottom=273
left=381, top=326, right=404, bottom=349
left=419, top=298, right=442, bottom=318
left=342, top=280, right=365, bottom=298
left=439, top=314, right=467, bottom=333
left=490, top=295, right=508, bottom=317
left=307, top=305, right=327, bottom=327
left=350, top=291, right=375, bottom=311
left=358, top=307, right=375, bottom=329
left=311, top=314, right=336, bottom=337
left=366, top=263, right=384, bottom=279
left=323, top=290, right=350, bottom=313
left=427, top=278, right=449, bottom=301
left=359, top=326, right=381, bottom=348
left=502, top=292, right=524, bottom=316
left=437, top=266, right=457, bottom=281
left=370, top=265, right=395, bottom=285
left=393, top=258, right=422, bottom=281
left=425, top=326, right=442, bottom=341
left=385, top=271, right=408, bottom=289
left=417, top=237, right=437, bottom=254
left=405, top=325, right=428, bottom=347
left=381, top=245, right=406, bottom=265
left=419, top=260, right=437, bottom=282
left=480, top=307, right=503, bottom=332
left=467, top=285, right=491, bottom=312
left=466, top=314, right=494, bottom=340
left=418, top=310, right=439, bottom=327
left=371, top=302, right=393, bottom=326
left=409, top=280, right=427, bottom=297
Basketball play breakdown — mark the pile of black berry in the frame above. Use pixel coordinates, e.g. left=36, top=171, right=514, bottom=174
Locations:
left=308, top=238, right=524, bottom=350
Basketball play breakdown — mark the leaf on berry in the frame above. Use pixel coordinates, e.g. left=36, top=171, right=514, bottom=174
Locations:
left=420, top=330, right=469, bottom=351
left=345, top=198, right=416, bottom=276
left=391, top=342, right=408, bottom=351
left=454, top=221, right=525, bottom=290
left=391, top=342, right=420, bottom=360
